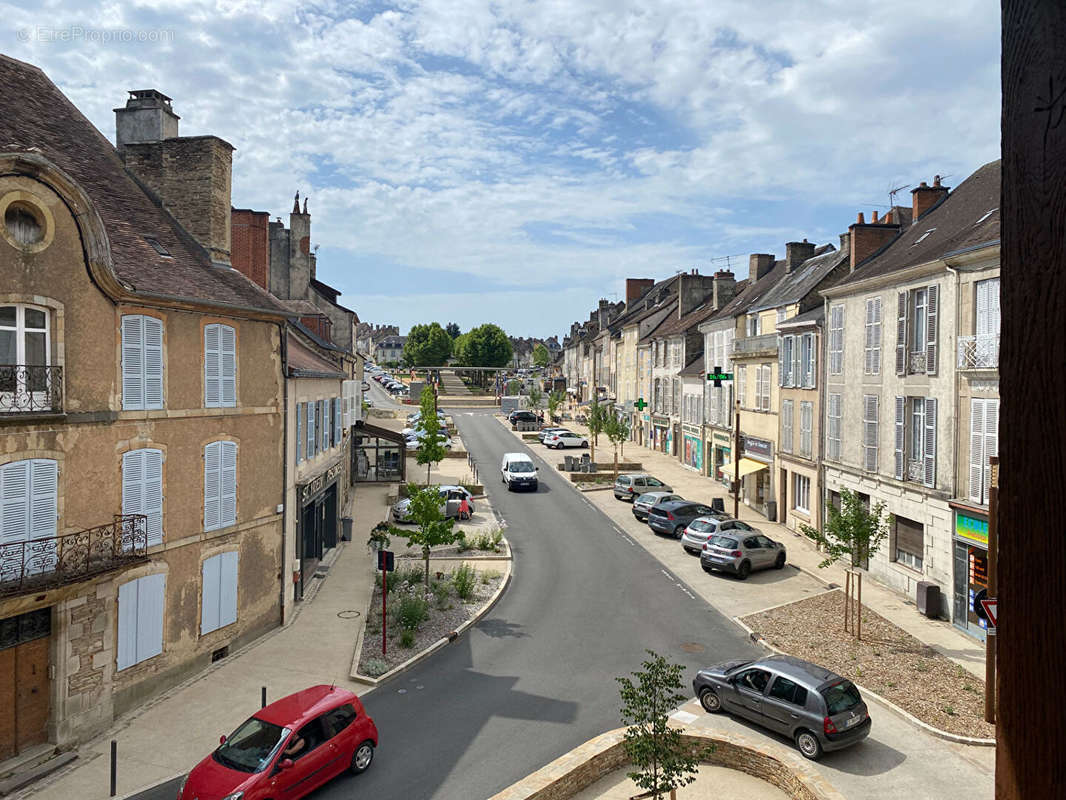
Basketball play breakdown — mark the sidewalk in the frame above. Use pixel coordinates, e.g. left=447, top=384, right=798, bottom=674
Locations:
left=526, top=410, right=986, bottom=679
left=23, top=487, right=386, bottom=800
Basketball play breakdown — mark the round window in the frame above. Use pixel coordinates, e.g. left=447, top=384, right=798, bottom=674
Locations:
left=5, top=202, right=44, bottom=245
left=0, top=192, right=55, bottom=253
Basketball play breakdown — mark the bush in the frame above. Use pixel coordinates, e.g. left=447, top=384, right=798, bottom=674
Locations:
left=472, top=532, right=494, bottom=551
left=400, top=629, right=415, bottom=648
left=432, top=579, right=451, bottom=609
left=398, top=591, right=430, bottom=631
left=361, top=658, right=388, bottom=677
left=456, top=533, right=470, bottom=553
left=491, top=527, right=504, bottom=549
left=481, top=568, right=501, bottom=585
left=453, top=564, right=477, bottom=600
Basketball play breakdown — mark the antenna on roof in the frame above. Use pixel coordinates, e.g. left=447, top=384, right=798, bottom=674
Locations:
left=887, top=183, right=911, bottom=208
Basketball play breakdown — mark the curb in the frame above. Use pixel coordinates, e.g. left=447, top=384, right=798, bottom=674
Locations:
left=115, top=772, right=185, bottom=800
left=350, top=543, right=514, bottom=686
left=730, top=615, right=996, bottom=747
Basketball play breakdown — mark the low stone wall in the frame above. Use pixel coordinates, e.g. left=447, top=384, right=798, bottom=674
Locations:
left=568, top=473, right=614, bottom=483
left=558, top=462, right=642, bottom=472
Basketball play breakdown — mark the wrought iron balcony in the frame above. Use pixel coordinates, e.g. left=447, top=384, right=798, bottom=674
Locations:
left=730, top=333, right=779, bottom=358
left=0, top=365, right=63, bottom=414
left=0, top=514, right=148, bottom=598
left=957, top=334, right=999, bottom=370
left=908, top=352, right=927, bottom=374
left=907, top=460, right=926, bottom=483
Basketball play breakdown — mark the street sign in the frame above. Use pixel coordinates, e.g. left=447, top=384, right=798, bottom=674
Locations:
left=634, top=398, right=648, bottom=410
left=706, top=372, right=734, bottom=382
left=377, top=549, right=395, bottom=572
left=980, top=597, right=998, bottom=628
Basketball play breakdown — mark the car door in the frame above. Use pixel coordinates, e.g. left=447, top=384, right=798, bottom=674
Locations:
left=726, top=668, right=772, bottom=725
left=761, top=675, right=810, bottom=735
left=743, top=535, right=769, bottom=568
left=646, top=477, right=664, bottom=488
left=272, top=717, right=335, bottom=799
left=321, top=705, right=358, bottom=780
left=756, top=535, right=779, bottom=565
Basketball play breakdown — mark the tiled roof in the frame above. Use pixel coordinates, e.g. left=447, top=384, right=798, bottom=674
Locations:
left=679, top=354, right=705, bottom=377
left=748, top=246, right=846, bottom=312
left=0, top=55, right=289, bottom=314
left=776, top=307, right=824, bottom=329
left=287, top=334, right=345, bottom=378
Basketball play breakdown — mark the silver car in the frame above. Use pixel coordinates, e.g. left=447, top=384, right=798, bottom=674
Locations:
left=631, top=491, right=684, bottom=522
left=699, top=530, right=787, bottom=579
left=392, top=486, right=473, bottom=523
left=681, top=517, right=759, bottom=555
left=613, top=473, right=672, bottom=501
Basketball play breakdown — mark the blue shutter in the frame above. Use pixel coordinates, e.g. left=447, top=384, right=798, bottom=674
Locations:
left=296, top=402, right=303, bottom=463
left=201, top=555, right=221, bottom=634
left=204, top=324, right=221, bottom=407
left=137, top=573, right=165, bottom=663
left=122, top=315, right=144, bottom=410
left=220, top=441, right=237, bottom=528
left=220, top=325, right=236, bottom=407
left=307, top=403, right=315, bottom=458
left=321, top=400, right=329, bottom=452
left=143, top=450, right=163, bottom=545
left=204, top=442, right=221, bottom=530
left=219, top=551, right=238, bottom=628
left=0, top=461, right=30, bottom=549
left=143, top=316, right=164, bottom=409
left=122, top=449, right=143, bottom=534
left=116, top=578, right=138, bottom=670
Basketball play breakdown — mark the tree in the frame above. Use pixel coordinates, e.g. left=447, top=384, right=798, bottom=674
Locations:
left=532, top=342, right=550, bottom=367
left=389, top=483, right=461, bottom=594
left=617, top=650, right=704, bottom=800
left=527, top=383, right=543, bottom=412
left=586, top=396, right=608, bottom=462
left=404, top=323, right=453, bottom=366
left=415, top=386, right=448, bottom=482
left=547, top=389, right=565, bottom=423
left=799, top=488, right=891, bottom=569
left=456, top=323, right=513, bottom=367
left=604, top=411, right=631, bottom=479
left=445, top=322, right=461, bottom=339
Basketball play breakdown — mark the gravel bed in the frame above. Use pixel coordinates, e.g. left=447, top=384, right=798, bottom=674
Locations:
left=357, top=562, right=504, bottom=676
left=741, top=590, right=994, bottom=739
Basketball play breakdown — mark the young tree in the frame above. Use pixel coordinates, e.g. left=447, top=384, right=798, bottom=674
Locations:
left=532, top=342, right=550, bottom=367
left=617, top=650, right=704, bottom=800
left=799, top=488, right=891, bottom=569
left=547, top=390, right=565, bottom=423
left=390, top=483, right=461, bottom=594
left=415, top=386, right=448, bottom=482
left=527, top=383, right=543, bottom=413
left=586, top=396, right=607, bottom=462
left=604, top=411, right=631, bottom=479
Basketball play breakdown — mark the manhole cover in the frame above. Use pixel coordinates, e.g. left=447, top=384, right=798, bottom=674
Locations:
left=680, top=642, right=705, bottom=654
left=337, top=610, right=361, bottom=619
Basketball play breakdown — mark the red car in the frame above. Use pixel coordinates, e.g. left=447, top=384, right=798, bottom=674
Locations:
left=178, top=685, right=377, bottom=800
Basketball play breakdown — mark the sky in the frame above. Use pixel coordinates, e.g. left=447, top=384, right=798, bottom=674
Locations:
left=2, top=1, right=1000, bottom=339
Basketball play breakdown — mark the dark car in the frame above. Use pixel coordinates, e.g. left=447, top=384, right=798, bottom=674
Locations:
left=508, top=410, right=540, bottom=425
left=693, top=655, right=871, bottom=760
left=647, top=500, right=724, bottom=538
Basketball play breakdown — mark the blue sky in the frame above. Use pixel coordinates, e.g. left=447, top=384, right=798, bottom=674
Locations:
left=2, top=0, right=1000, bottom=339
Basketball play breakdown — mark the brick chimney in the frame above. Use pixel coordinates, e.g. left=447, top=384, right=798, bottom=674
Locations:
left=784, top=239, right=816, bottom=273
left=626, top=278, right=655, bottom=306
left=911, top=175, right=950, bottom=220
left=711, top=270, right=737, bottom=310
left=848, top=211, right=901, bottom=271
left=677, top=271, right=716, bottom=318
left=230, top=209, right=269, bottom=289
left=117, top=90, right=234, bottom=265
left=749, top=253, right=775, bottom=281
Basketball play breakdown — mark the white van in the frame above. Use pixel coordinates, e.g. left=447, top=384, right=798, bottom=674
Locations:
left=501, top=452, right=538, bottom=491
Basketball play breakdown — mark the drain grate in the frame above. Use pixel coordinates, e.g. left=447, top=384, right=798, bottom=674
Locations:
left=337, top=610, right=361, bottom=619
left=680, top=642, right=705, bottom=654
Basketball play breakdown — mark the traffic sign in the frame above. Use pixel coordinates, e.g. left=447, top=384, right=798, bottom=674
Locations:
left=980, top=597, right=998, bottom=628
left=634, top=398, right=648, bottom=410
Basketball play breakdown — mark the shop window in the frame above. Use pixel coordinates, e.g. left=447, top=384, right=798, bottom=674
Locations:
left=793, top=474, right=811, bottom=514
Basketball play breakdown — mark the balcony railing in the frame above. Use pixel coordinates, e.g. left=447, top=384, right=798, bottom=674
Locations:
left=907, top=460, right=926, bottom=483
left=731, top=333, right=779, bottom=358
left=0, top=365, right=63, bottom=414
left=957, top=334, right=999, bottom=370
left=0, top=514, right=148, bottom=598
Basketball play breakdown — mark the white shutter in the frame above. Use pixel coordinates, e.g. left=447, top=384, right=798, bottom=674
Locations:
left=201, top=554, right=221, bottom=634
left=781, top=400, right=793, bottom=453
left=122, top=315, right=144, bottom=410
left=122, top=449, right=143, bottom=544
left=895, top=292, right=908, bottom=376
left=894, top=396, right=905, bottom=480
left=969, top=399, right=986, bottom=503
left=863, top=396, right=878, bottom=472
left=334, top=396, right=341, bottom=446
left=321, top=400, right=329, bottom=451
left=1, top=461, right=30, bottom=557
left=976, top=281, right=990, bottom=335
left=984, top=399, right=999, bottom=501
left=793, top=335, right=802, bottom=388
left=307, top=403, right=315, bottom=458
left=871, top=298, right=881, bottom=374
left=117, top=578, right=138, bottom=670
left=220, top=325, right=236, bottom=407
left=778, top=337, right=785, bottom=387
left=143, top=317, right=164, bottom=409
left=29, top=459, right=57, bottom=540
left=204, top=324, right=221, bottom=407
left=864, top=300, right=874, bottom=374
left=137, top=573, right=165, bottom=663
left=144, top=450, right=163, bottom=545
left=923, top=398, right=937, bottom=487
left=925, top=285, right=939, bottom=375
left=220, top=441, right=237, bottom=528
left=296, top=402, right=303, bottom=464
left=204, top=442, right=221, bottom=531
left=341, top=382, right=350, bottom=428
left=219, top=550, right=238, bottom=628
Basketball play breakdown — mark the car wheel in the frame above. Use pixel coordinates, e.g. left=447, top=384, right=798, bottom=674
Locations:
left=581, top=441, right=589, bottom=448
left=737, top=560, right=751, bottom=580
left=775, top=552, right=786, bottom=569
left=350, top=741, right=375, bottom=774
left=795, top=730, right=823, bottom=760
left=674, top=525, right=686, bottom=539
left=699, top=688, right=722, bottom=713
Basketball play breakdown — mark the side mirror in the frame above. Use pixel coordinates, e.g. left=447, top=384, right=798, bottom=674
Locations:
left=219, top=734, right=227, bottom=745
left=279, top=758, right=294, bottom=770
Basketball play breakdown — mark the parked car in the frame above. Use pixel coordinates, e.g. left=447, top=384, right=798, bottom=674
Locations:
left=392, top=486, right=473, bottom=522
left=631, top=491, right=684, bottom=522
left=177, top=685, right=377, bottom=800
left=544, top=431, right=588, bottom=449
left=613, top=473, right=672, bottom=501
left=692, top=655, right=871, bottom=760
left=538, top=426, right=570, bottom=443
left=681, top=517, right=759, bottom=555
left=647, top=500, right=722, bottom=538
left=500, top=452, right=539, bottom=491
left=700, top=531, right=787, bottom=579
left=508, top=410, right=540, bottom=425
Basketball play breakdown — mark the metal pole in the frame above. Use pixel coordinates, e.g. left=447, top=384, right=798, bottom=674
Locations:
left=109, top=740, right=117, bottom=797
left=844, top=571, right=851, bottom=635
left=382, top=567, right=388, bottom=657
left=733, top=400, right=741, bottom=520
left=857, top=572, right=862, bottom=641
left=261, top=686, right=267, bottom=708
left=985, top=456, right=999, bottom=724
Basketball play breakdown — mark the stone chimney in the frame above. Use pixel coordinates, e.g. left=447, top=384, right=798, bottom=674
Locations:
left=749, top=253, right=775, bottom=281
left=784, top=239, right=816, bottom=273
left=712, top=270, right=737, bottom=310
left=626, top=278, right=655, bottom=307
left=288, top=191, right=312, bottom=297
left=597, top=298, right=610, bottom=328
left=911, top=175, right=950, bottom=220
left=848, top=211, right=901, bottom=272
left=117, top=90, right=234, bottom=265
left=677, top=271, right=716, bottom=318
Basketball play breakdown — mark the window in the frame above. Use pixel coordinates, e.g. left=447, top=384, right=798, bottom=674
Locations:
left=0, top=459, right=58, bottom=555
left=204, top=441, right=237, bottom=531
left=672, top=341, right=681, bottom=368
left=894, top=515, right=924, bottom=570
left=768, top=675, right=808, bottom=707
left=746, top=314, right=761, bottom=337
left=306, top=402, right=315, bottom=458
left=829, top=305, right=844, bottom=375
left=780, top=400, right=793, bottom=453
left=799, top=401, right=813, bottom=459
left=324, top=705, right=357, bottom=736
left=776, top=308, right=787, bottom=325
left=333, top=396, right=342, bottom=446
left=736, top=366, right=746, bottom=409
left=895, top=396, right=937, bottom=487
left=759, top=364, right=771, bottom=411
left=1, top=304, right=54, bottom=411
left=801, top=333, right=815, bottom=388
left=969, top=398, right=999, bottom=504
left=121, top=315, right=163, bottom=410
left=736, top=668, right=771, bottom=693
left=4, top=202, right=44, bottom=246
left=827, top=393, right=841, bottom=461
left=895, top=286, right=939, bottom=375
left=296, top=402, right=304, bottom=464
left=974, top=278, right=1000, bottom=367
left=320, top=400, right=329, bottom=452
left=864, top=298, right=882, bottom=374
left=117, top=573, right=165, bottom=670
left=793, top=474, right=811, bottom=513
left=779, top=335, right=794, bottom=387
left=862, top=395, right=879, bottom=472
left=201, top=551, right=238, bottom=634
left=122, top=449, right=163, bottom=546
left=204, top=323, right=236, bottom=408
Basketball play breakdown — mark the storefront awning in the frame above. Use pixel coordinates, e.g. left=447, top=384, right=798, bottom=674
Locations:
left=720, top=458, right=769, bottom=479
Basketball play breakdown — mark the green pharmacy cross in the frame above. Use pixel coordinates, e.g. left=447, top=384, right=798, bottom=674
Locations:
left=706, top=371, right=734, bottom=388
left=634, top=398, right=648, bottom=411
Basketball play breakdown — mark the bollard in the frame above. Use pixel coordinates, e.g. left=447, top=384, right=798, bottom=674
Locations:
left=261, top=686, right=267, bottom=708
left=110, top=740, right=117, bottom=797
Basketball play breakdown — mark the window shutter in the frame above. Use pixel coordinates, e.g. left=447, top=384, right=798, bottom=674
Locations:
left=925, top=285, right=939, bottom=375
left=137, top=573, right=165, bottom=663
left=872, top=298, right=881, bottom=374
left=117, top=578, right=138, bottom=670
left=894, top=396, right=905, bottom=480
left=220, top=441, right=237, bottom=527
left=29, top=459, right=58, bottom=543
left=334, top=396, right=342, bottom=446
left=219, top=550, right=238, bottom=628
left=985, top=399, right=999, bottom=501
left=143, top=449, right=163, bottom=545
left=220, top=325, right=236, bottom=407
left=122, top=315, right=144, bottom=410
left=296, top=402, right=303, bottom=463
left=204, top=324, right=221, bottom=407
left=321, top=400, right=329, bottom=452
left=969, top=399, right=985, bottom=503
left=864, top=300, right=874, bottom=374
left=895, top=292, right=908, bottom=376
left=781, top=400, right=793, bottom=453
left=778, top=337, right=785, bottom=387
left=863, top=396, right=878, bottom=472
left=923, top=397, right=937, bottom=487
left=204, top=442, right=221, bottom=531
left=143, top=317, right=164, bottom=409
left=201, top=554, right=221, bottom=634
left=1, top=461, right=30, bottom=546
left=307, top=403, right=315, bottom=457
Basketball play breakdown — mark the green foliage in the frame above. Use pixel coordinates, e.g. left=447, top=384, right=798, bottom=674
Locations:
left=404, top=323, right=453, bottom=366
left=527, top=383, right=543, bottom=410
left=586, top=396, right=608, bottom=461
left=398, top=590, right=430, bottom=630
left=415, top=386, right=448, bottom=482
left=532, top=342, right=550, bottom=367
left=490, top=526, right=504, bottom=549
left=388, top=483, right=461, bottom=593
left=798, top=488, right=891, bottom=569
left=547, top=390, right=565, bottom=421
left=361, top=657, right=388, bottom=677
left=445, top=322, right=461, bottom=339
left=399, top=628, right=415, bottom=648
left=366, top=521, right=391, bottom=554
left=452, top=563, right=477, bottom=599
left=432, top=579, right=452, bottom=609
left=454, top=323, right=512, bottom=367
left=603, top=411, right=631, bottom=478
left=617, top=650, right=705, bottom=799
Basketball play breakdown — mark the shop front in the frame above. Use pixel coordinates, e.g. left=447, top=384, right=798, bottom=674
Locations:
left=651, top=415, right=671, bottom=454
left=722, top=435, right=772, bottom=518
left=296, top=461, right=342, bottom=599
left=951, top=505, right=990, bottom=641
left=709, top=431, right=731, bottom=483
left=681, top=424, right=703, bottom=472
left=352, top=423, right=406, bottom=483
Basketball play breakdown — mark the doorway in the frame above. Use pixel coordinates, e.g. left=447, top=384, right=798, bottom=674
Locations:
left=0, top=608, right=51, bottom=760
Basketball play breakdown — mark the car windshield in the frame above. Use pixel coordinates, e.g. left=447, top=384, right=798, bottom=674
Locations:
left=689, top=519, right=717, bottom=533
left=634, top=493, right=657, bottom=504
left=708, top=535, right=739, bottom=549
left=822, top=680, right=863, bottom=714
left=213, top=717, right=289, bottom=773
left=509, top=461, right=535, bottom=472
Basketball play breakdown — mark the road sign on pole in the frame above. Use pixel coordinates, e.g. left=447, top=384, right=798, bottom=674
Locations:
left=980, top=597, right=998, bottom=629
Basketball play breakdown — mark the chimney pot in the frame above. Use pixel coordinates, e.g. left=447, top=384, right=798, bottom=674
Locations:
left=857, top=212, right=865, bottom=224
left=872, top=210, right=879, bottom=223
left=933, top=175, right=941, bottom=187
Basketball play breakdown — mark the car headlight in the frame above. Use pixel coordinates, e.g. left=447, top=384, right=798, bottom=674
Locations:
left=176, top=774, right=188, bottom=799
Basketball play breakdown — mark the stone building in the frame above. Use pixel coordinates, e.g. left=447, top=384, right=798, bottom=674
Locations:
left=0, top=59, right=291, bottom=754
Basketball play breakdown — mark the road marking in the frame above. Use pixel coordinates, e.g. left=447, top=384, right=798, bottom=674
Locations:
left=660, top=568, right=697, bottom=600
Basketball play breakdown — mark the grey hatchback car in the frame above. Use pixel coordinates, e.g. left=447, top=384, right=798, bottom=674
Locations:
left=613, top=473, right=672, bottom=501
left=693, top=655, right=871, bottom=760
left=631, top=492, right=684, bottom=522
left=700, top=530, right=787, bottom=579
left=647, top=501, right=724, bottom=538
